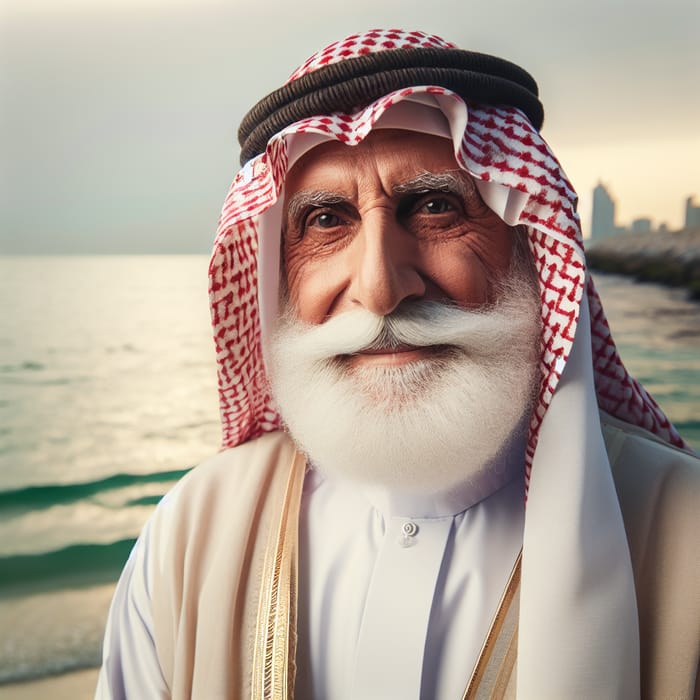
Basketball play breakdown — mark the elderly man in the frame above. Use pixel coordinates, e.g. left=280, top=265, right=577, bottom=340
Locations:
left=97, top=29, right=699, bottom=699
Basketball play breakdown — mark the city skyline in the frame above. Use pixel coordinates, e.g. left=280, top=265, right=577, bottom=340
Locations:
left=591, top=183, right=699, bottom=240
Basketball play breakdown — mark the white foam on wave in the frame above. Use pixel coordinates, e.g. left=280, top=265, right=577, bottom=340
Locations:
left=0, top=583, right=114, bottom=684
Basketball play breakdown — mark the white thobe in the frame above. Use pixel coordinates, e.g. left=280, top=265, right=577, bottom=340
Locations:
left=97, top=465, right=524, bottom=700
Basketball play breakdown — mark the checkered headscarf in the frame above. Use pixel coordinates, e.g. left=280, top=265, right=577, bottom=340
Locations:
left=208, top=29, right=688, bottom=487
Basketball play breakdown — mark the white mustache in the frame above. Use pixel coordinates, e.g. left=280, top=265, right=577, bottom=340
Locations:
left=277, top=297, right=541, bottom=366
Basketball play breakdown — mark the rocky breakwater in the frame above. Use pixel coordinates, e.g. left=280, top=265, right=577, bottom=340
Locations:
left=586, top=227, right=700, bottom=300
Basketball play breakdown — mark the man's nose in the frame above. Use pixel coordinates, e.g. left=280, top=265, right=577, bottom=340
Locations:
left=348, top=212, right=425, bottom=316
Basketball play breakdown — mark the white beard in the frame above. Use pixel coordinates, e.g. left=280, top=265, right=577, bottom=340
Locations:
left=267, top=274, right=541, bottom=493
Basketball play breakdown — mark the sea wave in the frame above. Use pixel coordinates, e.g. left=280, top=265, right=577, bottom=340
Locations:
left=0, top=468, right=190, bottom=514
left=0, top=539, right=136, bottom=594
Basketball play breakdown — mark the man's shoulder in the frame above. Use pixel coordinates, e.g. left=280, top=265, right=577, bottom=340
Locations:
left=602, top=412, right=700, bottom=692
left=129, top=431, right=299, bottom=693
left=171, top=430, right=295, bottom=490
left=602, top=411, right=700, bottom=542
left=152, top=430, right=297, bottom=536
left=601, top=411, right=700, bottom=506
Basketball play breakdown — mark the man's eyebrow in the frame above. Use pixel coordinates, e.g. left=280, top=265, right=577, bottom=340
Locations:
left=284, top=171, right=478, bottom=224
left=284, top=190, right=349, bottom=224
left=393, top=171, right=475, bottom=200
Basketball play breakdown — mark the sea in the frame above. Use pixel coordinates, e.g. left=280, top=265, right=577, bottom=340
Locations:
left=0, top=255, right=699, bottom=687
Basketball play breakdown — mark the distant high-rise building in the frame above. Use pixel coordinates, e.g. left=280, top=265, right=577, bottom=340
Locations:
left=685, top=196, right=700, bottom=229
left=631, top=218, right=652, bottom=234
left=591, top=183, right=616, bottom=240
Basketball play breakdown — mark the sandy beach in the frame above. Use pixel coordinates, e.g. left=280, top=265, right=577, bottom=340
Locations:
left=1, top=668, right=99, bottom=699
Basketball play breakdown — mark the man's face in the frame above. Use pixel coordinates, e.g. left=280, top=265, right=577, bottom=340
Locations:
left=282, top=129, right=515, bottom=346
left=270, top=128, right=540, bottom=491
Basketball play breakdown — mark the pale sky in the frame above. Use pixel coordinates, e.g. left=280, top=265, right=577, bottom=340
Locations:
left=1, top=0, right=698, bottom=253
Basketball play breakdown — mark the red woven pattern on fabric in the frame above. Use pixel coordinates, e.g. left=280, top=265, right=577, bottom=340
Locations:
left=209, top=218, right=281, bottom=446
left=219, top=154, right=277, bottom=230
left=524, top=231, right=585, bottom=478
left=460, top=107, right=580, bottom=248
left=287, top=29, right=457, bottom=82
left=587, top=276, right=685, bottom=448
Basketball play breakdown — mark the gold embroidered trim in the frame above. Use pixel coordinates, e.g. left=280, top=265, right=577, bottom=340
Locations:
left=252, top=450, right=307, bottom=700
left=253, top=457, right=520, bottom=700
left=462, top=550, right=522, bottom=700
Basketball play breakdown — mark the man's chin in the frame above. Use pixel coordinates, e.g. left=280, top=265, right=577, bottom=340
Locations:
left=273, top=353, right=537, bottom=494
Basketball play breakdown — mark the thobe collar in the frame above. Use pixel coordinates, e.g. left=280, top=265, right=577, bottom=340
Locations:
left=305, top=432, right=526, bottom=519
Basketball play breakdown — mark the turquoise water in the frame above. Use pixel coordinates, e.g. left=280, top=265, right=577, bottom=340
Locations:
left=0, top=256, right=220, bottom=683
left=0, top=256, right=698, bottom=683
left=592, top=274, right=700, bottom=447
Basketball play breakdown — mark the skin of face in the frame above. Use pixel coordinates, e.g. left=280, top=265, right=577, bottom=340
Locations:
left=282, top=129, right=516, bottom=367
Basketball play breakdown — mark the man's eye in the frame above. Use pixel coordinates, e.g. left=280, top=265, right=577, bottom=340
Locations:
left=422, top=198, right=454, bottom=214
left=307, top=211, right=342, bottom=228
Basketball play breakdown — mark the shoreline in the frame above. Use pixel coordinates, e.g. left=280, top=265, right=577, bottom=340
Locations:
left=586, top=227, right=700, bottom=300
left=0, top=667, right=99, bottom=700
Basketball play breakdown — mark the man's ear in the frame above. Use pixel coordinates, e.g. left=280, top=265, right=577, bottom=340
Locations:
left=511, top=225, right=536, bottom=278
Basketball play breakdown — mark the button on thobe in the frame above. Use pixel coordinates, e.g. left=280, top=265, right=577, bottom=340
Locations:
left=353, top=515, right=454, bottom=698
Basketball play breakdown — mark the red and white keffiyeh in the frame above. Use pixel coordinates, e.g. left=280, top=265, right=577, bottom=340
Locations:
left=207, top=29, right=690, bottom=697
left=209, top=28, right=686, bottom=471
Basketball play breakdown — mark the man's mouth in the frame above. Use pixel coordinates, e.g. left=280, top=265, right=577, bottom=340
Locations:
left=342, top=344, right=453, bottom=368
left=357, top=343, right=418, bottom=356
